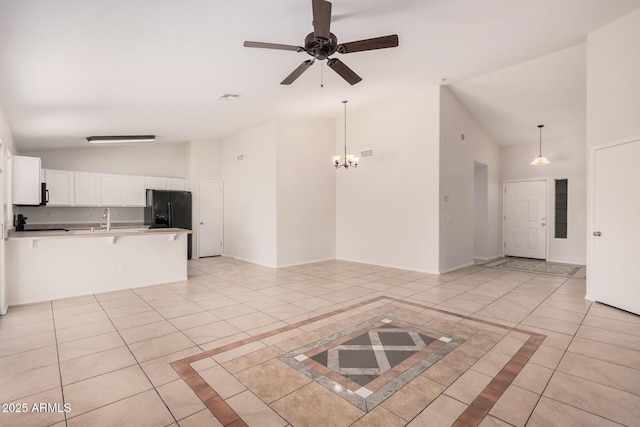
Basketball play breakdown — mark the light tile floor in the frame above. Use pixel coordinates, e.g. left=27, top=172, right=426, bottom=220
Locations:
left=0, top=257, right=638, bottom=426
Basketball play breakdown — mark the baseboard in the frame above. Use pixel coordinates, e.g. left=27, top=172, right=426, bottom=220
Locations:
left=226, top=255, right=278, bottom=269
left=335, top=256, right=440, bottom=275
left=278, top=257, right=336, bottom=268
left=438, top=261, right=475, bottom=274
left=545, top=258, right=585, bottom=266
left=474, top=254, right=502, bottom=262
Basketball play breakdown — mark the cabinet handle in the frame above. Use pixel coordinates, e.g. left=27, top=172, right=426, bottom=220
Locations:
left=593, top=231, right=602, bottom=237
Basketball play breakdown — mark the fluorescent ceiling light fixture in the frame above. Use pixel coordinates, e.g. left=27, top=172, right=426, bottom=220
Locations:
left=87, top=135, right=155, bottom=144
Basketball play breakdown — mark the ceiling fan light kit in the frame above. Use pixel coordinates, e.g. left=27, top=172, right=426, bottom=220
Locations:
left=244, top=0, right=399, bottom=86
left=530, top=124, right=550, bottom=165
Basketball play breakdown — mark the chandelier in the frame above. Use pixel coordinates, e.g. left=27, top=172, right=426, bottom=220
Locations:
left=333, top=100, right=359, bottom=169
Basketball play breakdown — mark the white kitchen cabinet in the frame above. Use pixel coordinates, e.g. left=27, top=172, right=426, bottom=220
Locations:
left=145, top=176, right=167, bottom=190
left=74, top=172, right=101, bottom=206
left=167, top=178, right=187, bottom=190
left=100, top=174, right=124, bottom=206
left=44, top=169, right=74, bottom=206
left=12, top=155, right=42, bottom=205
left=123, top=175, right=146, bottom=206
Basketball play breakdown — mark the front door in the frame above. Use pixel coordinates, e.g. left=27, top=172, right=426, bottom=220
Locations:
left=504, top=180, right=547, bottom=259
left=197, top=180, right=223, bottom=258
left=593, top=138, right=640, bottom=315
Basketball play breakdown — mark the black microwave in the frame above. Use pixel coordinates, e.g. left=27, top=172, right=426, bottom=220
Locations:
left=16, top=182, right=48, bottom=206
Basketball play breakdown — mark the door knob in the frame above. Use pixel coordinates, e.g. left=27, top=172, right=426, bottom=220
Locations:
left=593, top=231, right=602, bottom=237
left=541, top=223, right=546, bottom=226
left=200, top=222, right=204, bottom=225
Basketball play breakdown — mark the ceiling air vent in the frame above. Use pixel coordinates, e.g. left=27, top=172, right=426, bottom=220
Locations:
left=218, top=94, right=240, bottom=101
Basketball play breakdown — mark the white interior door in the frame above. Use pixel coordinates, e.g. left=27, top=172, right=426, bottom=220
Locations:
left=593, top=139, right=640, bottom=315
left=198, top=180, right=223, bottom=257
left=504, top=180, right=547, bottom=259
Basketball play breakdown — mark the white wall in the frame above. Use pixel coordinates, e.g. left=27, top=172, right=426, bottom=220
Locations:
left=336, top=86, right=441, bottom=273
left=586, top=7, right=640, bottom=298
left=501, top=136, right=586, bottom=264
left=222, top=121, right=277, bottom=267
left=439, top=87, right=502, bottom=271
left=276, top=118, right=336, bottom=267
left=21, top=143, right=189, bottom=178
left=587, top=8, right=640, bottom=148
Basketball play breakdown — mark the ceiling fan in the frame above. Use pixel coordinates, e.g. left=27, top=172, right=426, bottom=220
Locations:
left=243, top=0, right=399, bottom=85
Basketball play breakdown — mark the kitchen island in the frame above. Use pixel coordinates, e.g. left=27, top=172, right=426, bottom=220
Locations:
left=6, top=227, right=191, bottom=306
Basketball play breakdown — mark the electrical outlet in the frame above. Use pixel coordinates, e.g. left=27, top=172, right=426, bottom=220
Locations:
left=46, top=211, right=53, bottom=219
left=306, top=245, right=311, bottom=253
left=118, top=264, right=126, bottom=271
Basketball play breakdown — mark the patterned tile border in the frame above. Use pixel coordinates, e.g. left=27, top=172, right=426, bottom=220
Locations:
left=171, top=296, right=546, bottom=427
left=278, top=315, right=464, bottom=412
left=479, top=257, right=582, bottom=277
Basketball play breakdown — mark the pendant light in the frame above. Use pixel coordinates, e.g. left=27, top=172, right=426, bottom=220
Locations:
left=530, top=124, right=550, bottom=165
left=333, top=100, right=358, bottom=169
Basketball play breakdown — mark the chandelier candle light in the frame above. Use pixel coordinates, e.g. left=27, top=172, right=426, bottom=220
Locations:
left=530, top=124, right=550, bottom=165
left=333, top=100, right=359, bottom=169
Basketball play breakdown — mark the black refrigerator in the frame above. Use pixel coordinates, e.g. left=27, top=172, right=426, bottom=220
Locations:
left=144, top=190, right=192, bottom=259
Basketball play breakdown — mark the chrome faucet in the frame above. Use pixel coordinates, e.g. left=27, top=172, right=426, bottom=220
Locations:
left=100, top=208, right=111, bottom=231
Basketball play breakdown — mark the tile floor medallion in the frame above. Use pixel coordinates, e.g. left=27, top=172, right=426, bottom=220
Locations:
left=171, top=296, right=546, bottom=426
left=279, top=316, right=464, bottom=412
left=480, top=257, right=583, bottom=277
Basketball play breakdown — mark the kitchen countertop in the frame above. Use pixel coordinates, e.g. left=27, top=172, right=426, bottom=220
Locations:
left=7, top=227, right=191, bottom=241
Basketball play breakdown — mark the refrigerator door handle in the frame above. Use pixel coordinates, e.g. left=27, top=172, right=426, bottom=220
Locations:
left=168, top=202, right=173, bottom=227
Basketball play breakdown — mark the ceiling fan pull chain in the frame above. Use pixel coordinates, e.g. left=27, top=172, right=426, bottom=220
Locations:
left=321, top=61, right=324, bottom=88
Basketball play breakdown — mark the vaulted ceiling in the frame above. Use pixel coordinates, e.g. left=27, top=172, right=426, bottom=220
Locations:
left=1, top=0, right=639, bottom=150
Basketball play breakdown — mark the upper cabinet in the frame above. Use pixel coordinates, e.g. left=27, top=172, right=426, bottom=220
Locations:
left=145, top=176, right=187, bottom=191
left=123, top=176, right=146, bottom=206
left=74, top=172, right=101, bottom=206
left=12, top=155, right=42, bottom=205
left=99, top=174, right=147, bottom=207
left=167, top=178, right=187, bottom=190
left=145, top=176, right=167, bottom=190
left=17, top=163, right=188, bottom=208
left=100, top=174, right=124, bottom=206
left=43, top=169, right=74, bottom=206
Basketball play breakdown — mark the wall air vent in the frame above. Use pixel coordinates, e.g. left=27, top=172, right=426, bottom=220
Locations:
left=218, top=94, right=240, bottom=101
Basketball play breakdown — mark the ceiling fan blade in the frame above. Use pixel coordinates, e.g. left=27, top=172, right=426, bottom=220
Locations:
left=327, top=58, right=362, bottom=85
left=337, top=34, right=399, bottom=54
left=281, top=60, right=315, bottom=85
left=244, top=41, right=302, bottom=52
left=312, top=0, right=332, bottom=41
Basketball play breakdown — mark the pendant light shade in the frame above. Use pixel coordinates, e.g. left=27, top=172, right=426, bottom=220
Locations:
left=530, top=124, right=550, bottom=166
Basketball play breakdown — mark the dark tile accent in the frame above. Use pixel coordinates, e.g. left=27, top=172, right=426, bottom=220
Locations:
left=343, top=333, right=373, bottom=346
left=204, top=396, right=240, bottom=426
left=186, top=375, right=219, bottom=402
left=385, top=350, right=418, bottom=368
left=377, top=331, right=415, bottom=346
left=339, top=349, right=378, bottom=369
left=311, top=350, right=328, bottom=367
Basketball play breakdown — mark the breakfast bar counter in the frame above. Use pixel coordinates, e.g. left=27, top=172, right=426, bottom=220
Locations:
left=6, top=227, right=191, bottom=306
